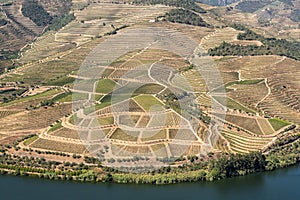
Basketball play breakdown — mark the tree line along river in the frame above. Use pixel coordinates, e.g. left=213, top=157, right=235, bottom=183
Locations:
left=1, top=163, right=300, bottom=200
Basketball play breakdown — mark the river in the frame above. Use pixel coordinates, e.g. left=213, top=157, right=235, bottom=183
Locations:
left=1, top=164, right=300, bottom=200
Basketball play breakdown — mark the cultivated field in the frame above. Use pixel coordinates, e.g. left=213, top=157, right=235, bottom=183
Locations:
left=0, top=0, right=299, bottom=170
left=221, top=128, right=273, bottom=154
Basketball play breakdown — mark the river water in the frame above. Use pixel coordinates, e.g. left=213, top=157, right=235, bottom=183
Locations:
left=1, top=164, right=300, bottom=200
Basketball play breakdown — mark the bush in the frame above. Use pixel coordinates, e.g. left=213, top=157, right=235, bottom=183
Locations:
left=47, top=13, right=75, bottom=31
left=134, top=0, right=206, bottom=13
left=290, top=9, right=300, bottom=22
left=209, top=27, right=300, bottom=60
left=235, top=0, right=271, bottom=13
left=166, top=9, right=209, bottom=27
left=22, top=0, right=53, bottom=26
left=0, top=19, right=8, bottom=26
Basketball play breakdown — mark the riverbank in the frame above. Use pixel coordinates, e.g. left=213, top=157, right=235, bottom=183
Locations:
left=1, top=132, right=300, bottom=185
left=2, top=161, right=300, bottom=200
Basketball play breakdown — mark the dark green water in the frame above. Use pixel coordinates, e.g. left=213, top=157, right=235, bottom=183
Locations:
left=1, top=165, right=300, bottom=200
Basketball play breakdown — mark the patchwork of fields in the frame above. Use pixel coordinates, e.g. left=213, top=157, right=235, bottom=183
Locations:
left=0, top=0, right=299, bottom=170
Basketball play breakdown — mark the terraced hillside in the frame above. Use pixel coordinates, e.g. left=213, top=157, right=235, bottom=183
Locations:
left=0, top=0, right=299, bottom=172
left=0, top=0, right=73, bottom=73
left=209, top=0, right=300, bottom=41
